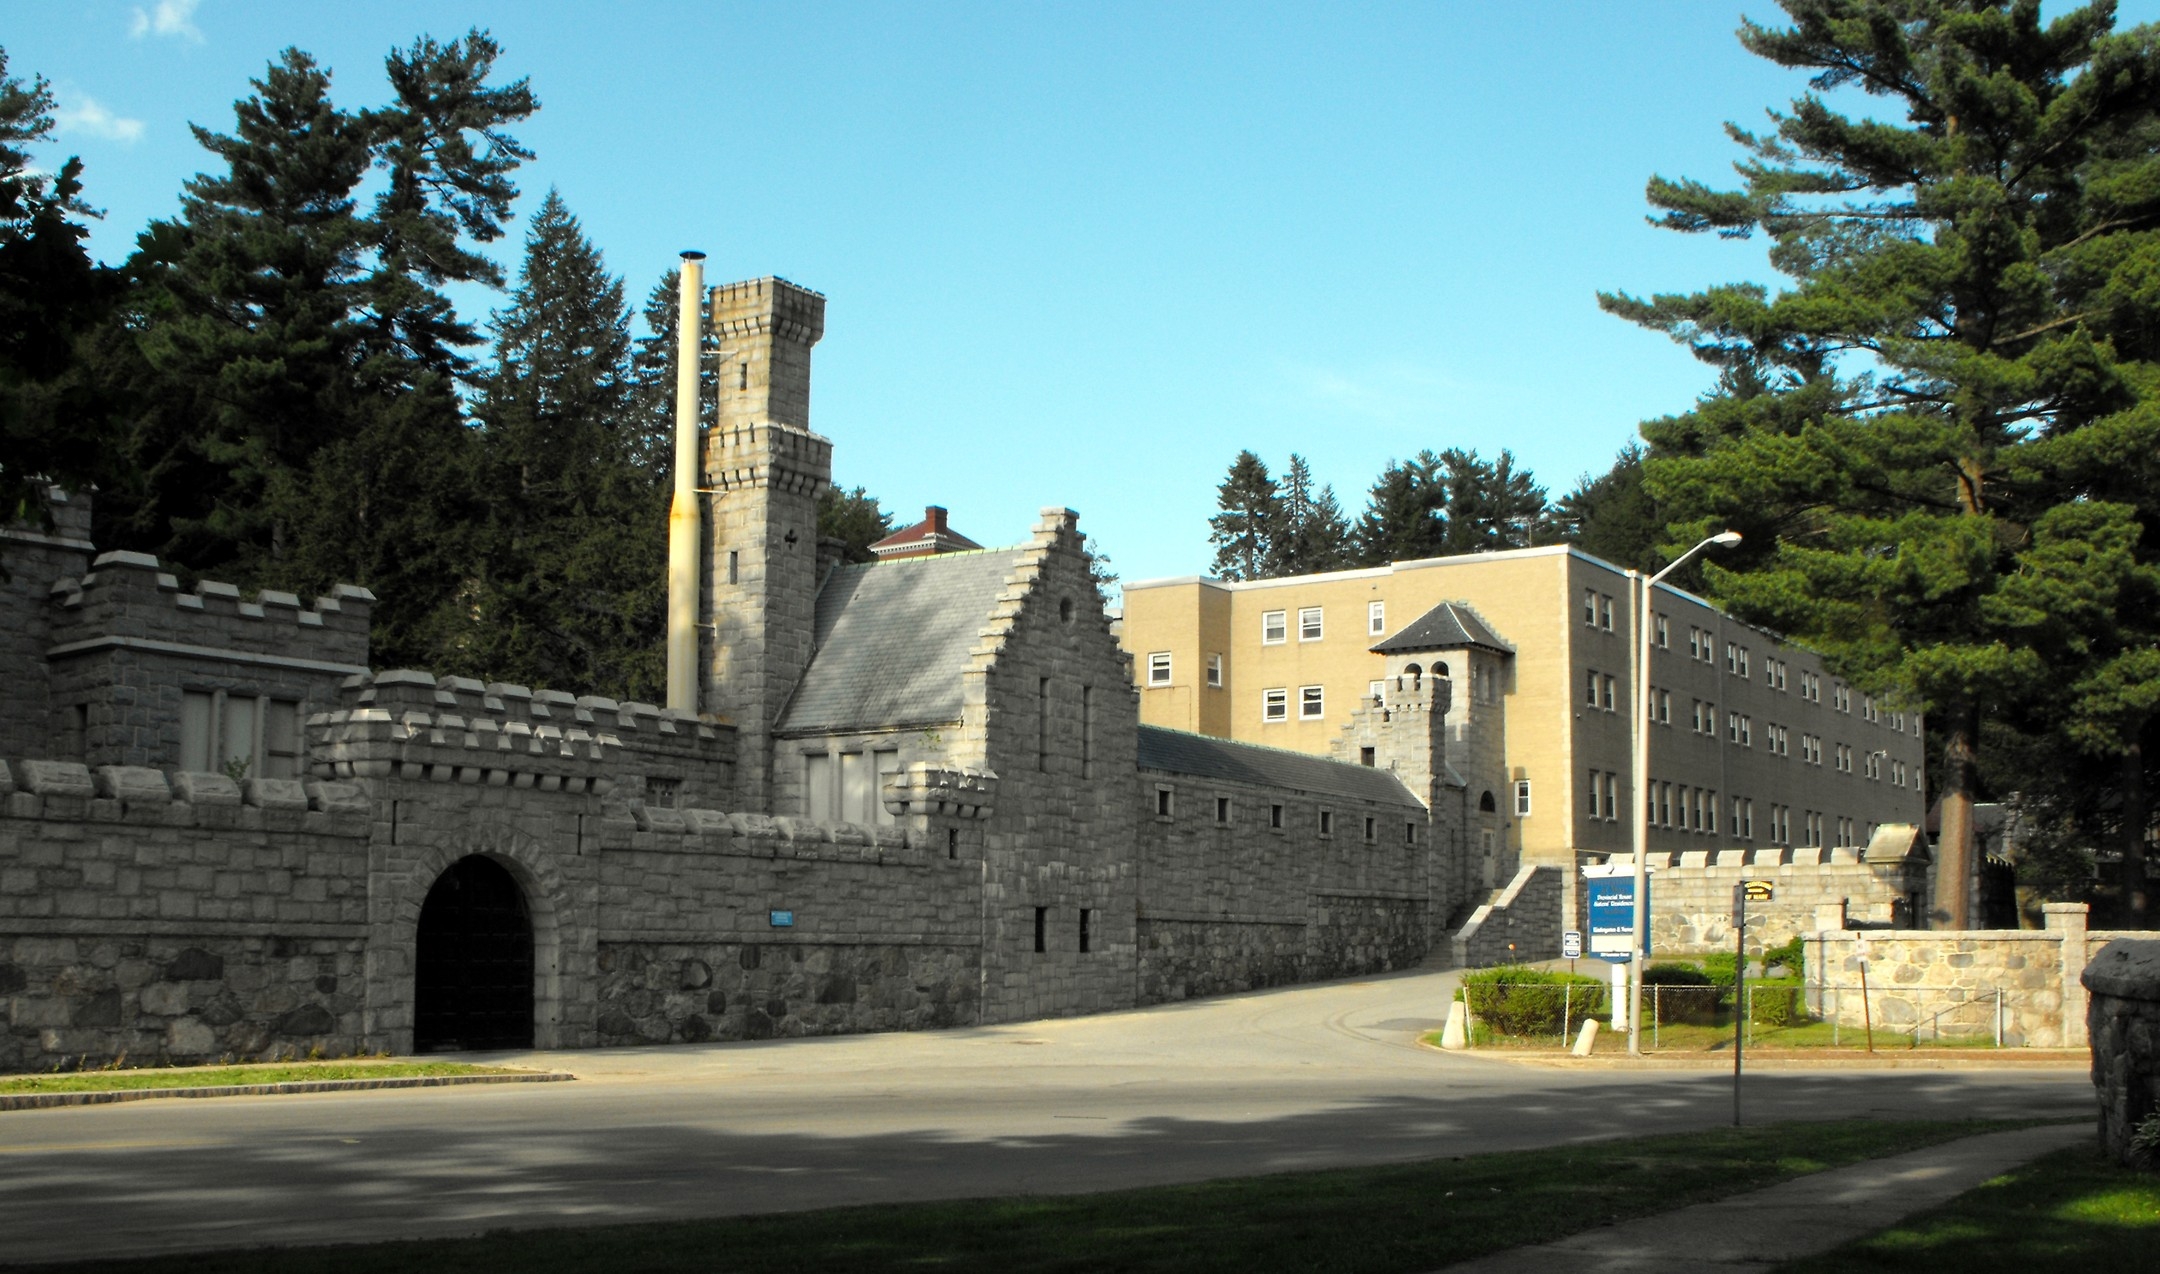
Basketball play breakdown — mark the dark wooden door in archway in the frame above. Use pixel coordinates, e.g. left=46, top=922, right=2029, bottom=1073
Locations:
left=414, top=855, right=534, bottom=1052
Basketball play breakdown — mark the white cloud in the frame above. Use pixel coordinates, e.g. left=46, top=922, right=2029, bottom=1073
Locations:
left=129, top=0, right=204, bottom=43
left=55, top=96, right=146, bottom=144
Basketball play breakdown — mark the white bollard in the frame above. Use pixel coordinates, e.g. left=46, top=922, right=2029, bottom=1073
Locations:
left=1573, top=1018, right=1600, bottom=1056
left=1611, top=962, right=1629, bottom=1032
left=1441, top=996, right=1468, bottom=1050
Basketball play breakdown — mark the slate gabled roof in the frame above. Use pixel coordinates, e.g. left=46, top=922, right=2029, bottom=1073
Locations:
left=1370, top=600, right=1513, bottom=656
left=777, top=548, right=1028, bottom=735
left=1136, top=725, right=1424, bottom=809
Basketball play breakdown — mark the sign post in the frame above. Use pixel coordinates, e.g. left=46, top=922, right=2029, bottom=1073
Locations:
left=1733, top=879, right=1772, bottom=1126
left=1583, top=867, right=1643, bottom=1033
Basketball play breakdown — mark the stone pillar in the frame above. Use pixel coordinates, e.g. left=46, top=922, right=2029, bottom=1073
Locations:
left=701, top=278, right=830, bottom=809
left=2046, top=901, right=2091, bottom=1049
left=2081, top=939, right=2160, bottom=1167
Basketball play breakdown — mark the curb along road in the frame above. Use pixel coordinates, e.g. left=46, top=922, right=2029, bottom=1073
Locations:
left=0, top=1071, right=575, bottom=1112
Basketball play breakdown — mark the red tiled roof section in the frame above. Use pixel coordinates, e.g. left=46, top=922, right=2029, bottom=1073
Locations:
left=869, top=506, right=985, bottom=560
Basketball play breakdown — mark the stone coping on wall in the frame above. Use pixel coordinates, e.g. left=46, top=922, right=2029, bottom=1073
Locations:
left=600, top=808, right=952, bottom=864
left=0, top=758, right=370, bottom=834
left=48, top=550, right=373, bottom=639
left=341, top=670, right=720, bottom=740
left=1602, top=847, right=1872, bottom=869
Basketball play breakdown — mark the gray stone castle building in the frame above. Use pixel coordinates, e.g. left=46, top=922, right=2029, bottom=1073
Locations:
left=0, top=276, right=1467, bottom=1070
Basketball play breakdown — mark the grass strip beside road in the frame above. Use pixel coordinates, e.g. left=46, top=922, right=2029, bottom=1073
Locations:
left=27, top=1119, right=2033, bottom=1274
left=1778, top=1142, right=2160, bottom=1273
left=0, top=1061, right=525, bottom=1095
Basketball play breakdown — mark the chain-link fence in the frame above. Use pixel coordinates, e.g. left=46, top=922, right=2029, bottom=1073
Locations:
left=1455, top=980, right=2019, bottom=1050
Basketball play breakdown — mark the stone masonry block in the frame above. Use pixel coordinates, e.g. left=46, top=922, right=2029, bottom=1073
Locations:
left=94, top=766, right=171, bottom=804
left=170, top=771, right=242, bottom=806
left=17, top=760, right=93, bottom=798
left=243, top=778, right=310, bottom=811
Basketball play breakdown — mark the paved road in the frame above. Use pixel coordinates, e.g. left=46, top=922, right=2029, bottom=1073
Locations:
left=0, top=964, right=2091, bottom=1265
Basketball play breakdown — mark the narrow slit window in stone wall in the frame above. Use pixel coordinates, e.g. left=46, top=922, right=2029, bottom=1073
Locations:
left=1038, top=677, right=1050, bottom=771
left=1079, top=908, right=1092, bottom=954
left=1034, top=907, right=1047, bottom=954
left=1081, top=685, right=1094, bottom=778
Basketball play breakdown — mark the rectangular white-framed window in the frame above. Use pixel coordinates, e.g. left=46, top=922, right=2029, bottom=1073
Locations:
left=1601, top=674, right=1616, bottom=712
left=1586, top=769, right=1601, bottom=818
left=1368, top=600, right=1386, bottom=636
left=1367, top=679, right=1385, bottom=705
left=1206, top=653, right=1223, bottom=688
left=1600, top=594, right=1614, bottom=631
left=1297, top=606, right=1324, bottom=642
left=1603, top=772, right=1618, bottom=820
left=1514, top=779, right=1532, bottom=816
left=1584, top=587, right=1598, bottom=625
left=1705, top=789, right=1718, bottom=834
left=1655, top=613, right=1670, bottom=649
left=1835, top=743, right=1853, bottom=773
left=1298, top=685, right=1325, bottom=719
left=1656, top=689, right=1671, bottom=724
left=1586, top=669, right=1600, bottom=707
left=1262, top=688, right=1288, bottom=722
left=1262, top=610, right=1287, bottom=644
left=1657, top=781, right=1672, bottom=827
left=1147, top=651, right=1172, bottom=686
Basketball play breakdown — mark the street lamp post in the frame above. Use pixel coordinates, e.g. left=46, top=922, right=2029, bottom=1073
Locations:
left=1629, top=530, right=1742, bottom=1056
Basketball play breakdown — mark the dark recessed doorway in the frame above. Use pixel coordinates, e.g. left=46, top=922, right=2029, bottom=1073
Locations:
left=413, top=855, right=534, bottom=1052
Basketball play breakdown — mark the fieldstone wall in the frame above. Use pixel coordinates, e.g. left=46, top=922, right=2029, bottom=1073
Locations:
left=0, top=758, right=373, bottom=1069
left=2082, top=938, right=2160, bottom=1167
left=1603, top=836, right=1927, bottom=959
left=1807, top=905, right=2138, bottom=1048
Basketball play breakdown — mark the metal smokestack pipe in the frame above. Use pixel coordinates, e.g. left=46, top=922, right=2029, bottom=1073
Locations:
left=665, top=251, right=707, bottom=716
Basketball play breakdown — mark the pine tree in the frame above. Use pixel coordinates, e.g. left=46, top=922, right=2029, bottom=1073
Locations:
left=819, top=486, right=893, bottom=564
left=1269, top=454, right=1352, bottom=575
left=1208, top=450, right=1280, bottom=581
left=457, top=189, right=663, bottom=698
left=0, top=46, right=114, bottom=538
left=1436, top=448, right=1547, bottom=554
left=1548, top=443, right=1665, bottom=571
left=1602, top=0, right=2160, bottom=925
left=1351, top=451, right=1446, bottom=565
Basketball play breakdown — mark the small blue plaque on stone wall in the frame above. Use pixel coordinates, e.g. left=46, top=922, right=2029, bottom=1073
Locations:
left=769, top=909, right=794, bottom=928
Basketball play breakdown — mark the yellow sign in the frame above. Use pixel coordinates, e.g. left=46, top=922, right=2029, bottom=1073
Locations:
left=1742, top=880, right=1774, bottom=902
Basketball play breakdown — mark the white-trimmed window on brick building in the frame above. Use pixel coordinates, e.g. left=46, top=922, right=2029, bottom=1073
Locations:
left=1206, top=653, right=1223, bottom=688
left=1733, top=796, right=1754, bottom=839
left=803, top=748, right=901, bottom=826
left=1368, top=600, right=1386, bottom=636
left=1514, top=779, right=1532, bottom=816
left=1584, top=588, right=1598, bottom=625
left=1298, top=606, right=1324, bottom=642
left=1263, top=688, right=1288, bottom=722
left=1692, top=699, right=1715, bottom=735
left=1769, top=803, right=1792, bottom=844
left=1299, top=685, right=1325, bottom=719
left=1835, top=743, right=1853, bottom=773
left=1801, top=670, right=1821, bottom=702
left=1655, top=613, right=1670, bottom=649
left=1728, top=711, right=1752, bottom=747
left=1600, top=594, right=1615, bottom=631
left=1836, top=816, right=1855, bottom=847
left=1766, top=723, right=1789, bottom=756
left=1803, top=810, right=1824, bottom=847
left=1833, top=682, right=1852, bottom=712
left=1262, top=610, right=1287, bottom=644
left=1147, top=651, right=1172, bottom=686
left=1801, top=733, right=1822, bottom=765
left=181, top=691, right=302, bottom=780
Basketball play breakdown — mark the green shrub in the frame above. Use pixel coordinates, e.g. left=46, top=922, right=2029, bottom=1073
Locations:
left=1761, top=935, right=1805, bottom=981
left=1642, top=963, right=1712, bottom=986
left=1747, top=978, right=1808, bottom=1026
left=1700, top=952, right=1739, bottom=987
left=1460, top=967, right=1607, bottom=1037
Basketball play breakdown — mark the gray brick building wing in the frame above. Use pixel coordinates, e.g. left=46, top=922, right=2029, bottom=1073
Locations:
left=1137, top=724, right=1423, bottom=808
left=779, top=549, right=1030, bottom=735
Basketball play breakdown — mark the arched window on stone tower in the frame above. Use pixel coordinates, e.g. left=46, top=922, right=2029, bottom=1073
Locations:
left=1479, top=790, right=1497, bottom=813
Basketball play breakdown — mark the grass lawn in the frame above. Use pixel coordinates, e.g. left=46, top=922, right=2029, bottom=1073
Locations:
left=1779, top=1143, right=2160, bottom=1273
left=0, top=1060, right=528, bottom=1095
left=1430, top=1017, right=2015, bottom=1053
left=26, top=1119, right=2032, bottom=1274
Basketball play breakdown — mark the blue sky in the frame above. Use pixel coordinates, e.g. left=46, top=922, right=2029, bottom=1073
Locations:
left=15, top=1, right=2156, bottom=591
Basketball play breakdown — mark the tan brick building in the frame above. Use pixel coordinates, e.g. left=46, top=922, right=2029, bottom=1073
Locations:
left=1121, top=546, right=1931, bottom=911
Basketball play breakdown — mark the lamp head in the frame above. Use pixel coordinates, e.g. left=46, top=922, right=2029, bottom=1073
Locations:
left=1711, top=530, right=1743, bottom=546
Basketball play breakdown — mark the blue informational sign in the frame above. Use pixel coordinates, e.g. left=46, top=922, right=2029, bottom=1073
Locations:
left=769, top=910, right=795, bottom=928
left=1586, top=875, right=1646, bottom=961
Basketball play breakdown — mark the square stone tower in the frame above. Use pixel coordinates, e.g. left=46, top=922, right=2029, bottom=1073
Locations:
left=701, top=277, right=831, bottom=807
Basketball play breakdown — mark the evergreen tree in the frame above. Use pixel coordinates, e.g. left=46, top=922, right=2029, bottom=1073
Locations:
left=819, top=486, right=893, bottom=564
left=454, top=189, right=662, bottom=697
left=1269, top=453, right=1352, bottom=575
left=628, top=266, right=713, bottom=481
left=1351, top=451, right=1446, bottom=565
left=94, top=34, right=534, bottom=666
left=0, top=47, right=115, bottom=538
left=1601, top=0, right=2160, bottom=924
left=1436, top=448, right=1547, bottom=554
left=1548, top=443, right=1666, bottom=571
left=1207, top=450, right=1279, bottom=581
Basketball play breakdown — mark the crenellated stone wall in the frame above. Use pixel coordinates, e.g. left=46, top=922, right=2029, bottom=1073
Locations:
left=1603, top=829, right=1930, bottom=957
left=0, top=757, right=374, bottom=1069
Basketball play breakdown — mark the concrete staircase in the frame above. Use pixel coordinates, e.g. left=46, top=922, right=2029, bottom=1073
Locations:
left=1449, top=864, right=1564, bottom=968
